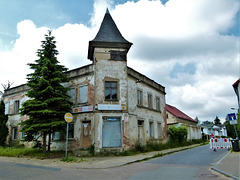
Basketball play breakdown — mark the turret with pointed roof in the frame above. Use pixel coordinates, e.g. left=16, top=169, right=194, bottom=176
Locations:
left=88, top=9, right=132, bottom=61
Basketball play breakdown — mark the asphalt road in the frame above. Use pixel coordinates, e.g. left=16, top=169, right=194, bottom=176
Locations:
left=128, top=145, right=230, bottom=180
left=0, top=145, right=231, bottom=180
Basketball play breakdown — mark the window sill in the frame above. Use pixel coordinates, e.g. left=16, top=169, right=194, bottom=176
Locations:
left=137, top=105, right=161, bottom=113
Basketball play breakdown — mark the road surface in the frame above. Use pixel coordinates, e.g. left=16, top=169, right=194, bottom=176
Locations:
left=0, top=145, right=230, bottom=180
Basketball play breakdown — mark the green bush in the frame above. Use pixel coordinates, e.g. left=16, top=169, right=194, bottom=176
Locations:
left=167, top=126, right=188, bottom=144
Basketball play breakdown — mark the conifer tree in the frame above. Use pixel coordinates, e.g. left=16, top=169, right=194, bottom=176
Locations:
left=0, top=100, right=8, bottom=146
left=19, top=31, right=71, bottom=152
left=214, top=116, right=221, bottom=125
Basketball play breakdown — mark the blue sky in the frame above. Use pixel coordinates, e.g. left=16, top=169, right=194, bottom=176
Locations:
left=0, top=0, right=239, bottom=122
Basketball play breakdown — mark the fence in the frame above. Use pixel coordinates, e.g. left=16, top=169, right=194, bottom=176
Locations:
left=209, top=138, right=232, bottom=150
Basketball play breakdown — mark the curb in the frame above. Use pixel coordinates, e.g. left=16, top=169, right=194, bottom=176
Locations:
left=211, top=151, right=239, bottom=180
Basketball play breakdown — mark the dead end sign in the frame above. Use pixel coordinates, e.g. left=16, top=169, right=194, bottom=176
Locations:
left=64, top=113, right=73, bottom=123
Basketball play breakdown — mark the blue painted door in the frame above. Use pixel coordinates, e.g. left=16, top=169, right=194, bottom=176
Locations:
left=102, top=117, right=122, bottom=147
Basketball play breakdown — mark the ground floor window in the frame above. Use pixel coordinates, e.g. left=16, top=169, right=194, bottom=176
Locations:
left=21, top=132, right=25, bottom=140
left=12, top=127, right=18, bottom=140
left=149, top=121, right=154, bottom=138
left=68, top=123, right=74, bottom=139
left=157, top=123, right=161, bottom=138
left=102, top=117, right=122, bottom=147
left=53, top=132, right=60, bottom=140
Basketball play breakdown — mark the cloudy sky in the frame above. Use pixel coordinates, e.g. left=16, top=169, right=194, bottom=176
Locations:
left=0, top=0, right=239, bottom=123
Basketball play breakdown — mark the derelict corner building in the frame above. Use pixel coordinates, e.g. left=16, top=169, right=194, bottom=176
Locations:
left=4, top=9, right=167, bottom=152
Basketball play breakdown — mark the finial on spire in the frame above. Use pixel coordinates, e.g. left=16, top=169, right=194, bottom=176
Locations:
left=106, top=8, right=109, bottom=14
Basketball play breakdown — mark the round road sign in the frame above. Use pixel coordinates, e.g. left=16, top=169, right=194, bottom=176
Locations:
left=64, top=113, right=73, bottom=123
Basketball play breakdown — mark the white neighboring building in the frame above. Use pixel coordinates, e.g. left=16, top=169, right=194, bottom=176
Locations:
left=201, top=121, right=227, bottom=139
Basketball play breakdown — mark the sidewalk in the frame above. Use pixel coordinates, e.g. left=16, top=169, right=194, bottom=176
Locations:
left=0, top=144, right=239, bottom=179
left=212, top=151, right=240, bottom=180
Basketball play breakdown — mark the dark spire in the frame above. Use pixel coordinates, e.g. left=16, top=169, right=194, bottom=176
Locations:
left=88, top=9, right=132, bottom=60
left=106, top=8, right=109, bottom=14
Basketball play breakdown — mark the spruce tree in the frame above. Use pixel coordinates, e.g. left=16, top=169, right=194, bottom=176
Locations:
left=214, top=116, right=221, bottom=125
left=19, top=31, right=71, bottom=152
left=0, top=100, right=9, bottom=146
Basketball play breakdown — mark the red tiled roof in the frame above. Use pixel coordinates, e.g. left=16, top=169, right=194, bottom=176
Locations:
left=166, top=104, right=197, bottom=123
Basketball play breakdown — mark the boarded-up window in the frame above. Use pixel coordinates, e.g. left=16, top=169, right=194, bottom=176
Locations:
left=67, top=88, right=76, bottom=103
left=110, top=50, right=127, bottom=61
left=79, top=85, right=88, bottom=103
left=5, top=102, right=9, bottom=115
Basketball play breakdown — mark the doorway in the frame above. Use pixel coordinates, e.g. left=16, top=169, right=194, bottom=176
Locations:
left=138, top=120, right=144, bottom=145
left=82, top=121, right=91, bottom=148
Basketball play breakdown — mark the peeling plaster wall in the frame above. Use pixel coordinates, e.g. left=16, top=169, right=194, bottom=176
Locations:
left=3, top=52, right=168, bottom=151
left=127, top=74, right=167, bottom=145
left=3, top=85, right=30, bottom=144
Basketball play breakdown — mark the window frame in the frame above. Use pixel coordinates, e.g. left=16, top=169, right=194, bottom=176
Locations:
left=149, top=121, right=154, bottom=138
left=137, top=89, right=143, bottom=106
left=68, top=123, right=74, bottom=139
left=67, top=87, right=76, bottom=104
left=147, top=93, right=153, bottom=109
left=12, top=127, right=18, bottom=140
left=5, top=102, right=9, bottom=115
left=156, top=96, right=160, bottom=111
left=105, top=81, right=118, bottom=101
left=14, top=100, right=20, bottom=114
left=79, top=85, right=88, bottom=104
left=52, top=132, right=61, bottom=141
left=157, top=123, right=162, bottom=138
left=21, top=131, right=25, bottom=140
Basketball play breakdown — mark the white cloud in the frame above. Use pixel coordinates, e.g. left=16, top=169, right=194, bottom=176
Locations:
left=0, top=0, right=239, bottom=122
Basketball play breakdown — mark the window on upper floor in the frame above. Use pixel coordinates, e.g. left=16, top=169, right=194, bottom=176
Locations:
left=79, top=85, right=88, bottom=104
left=148, top=93, right=152, bottom=109
left=14, top=100, right=20, bottom=114
left=67, top=88, right=76, bottom=104
left=5, top=102, right=9, bottom=115
left=110, top=50, right=127, bottom=61
left=105, top=81, right=118, bottom=100
left=137, top=89, right=143, bottom=106
left=156, top=97, right=160, bottom=111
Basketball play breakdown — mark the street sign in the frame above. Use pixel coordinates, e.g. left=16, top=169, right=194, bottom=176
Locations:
left=64, top=112, right=73, bottom=159
left=64, top=113, right=73, bottom=123
left=228, top=113, right=238, bottom=125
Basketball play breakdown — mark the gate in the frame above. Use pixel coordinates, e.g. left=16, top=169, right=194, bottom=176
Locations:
left=102, top=117, right=122, bottom=147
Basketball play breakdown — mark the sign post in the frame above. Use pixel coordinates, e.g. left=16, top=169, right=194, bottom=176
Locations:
left=228, top=113, right=239, bottom=139
left=64, top=113, right=73, bottom=159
